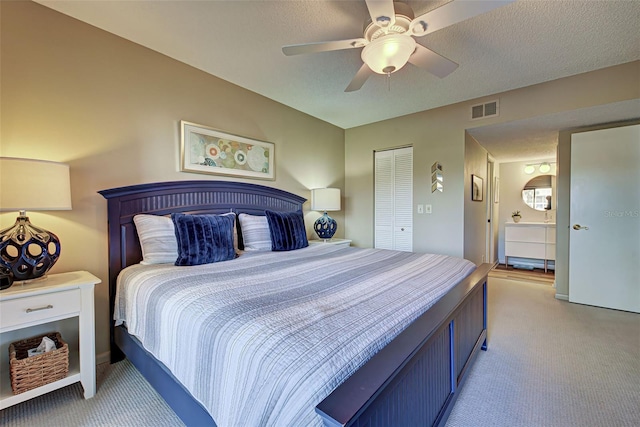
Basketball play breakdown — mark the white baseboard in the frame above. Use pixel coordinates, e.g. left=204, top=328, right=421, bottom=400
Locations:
left=97, top=351, right=110, bottom=365
left=555, top=293, right=569, bottom=301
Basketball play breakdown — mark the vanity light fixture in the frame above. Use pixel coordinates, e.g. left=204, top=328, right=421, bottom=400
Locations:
left=524, top=162, right=555, bottom=175
left=538, top=162, right=551, bottom=173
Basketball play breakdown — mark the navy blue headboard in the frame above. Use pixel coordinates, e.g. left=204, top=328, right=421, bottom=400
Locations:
left=99, top=180, right=306, bottom=358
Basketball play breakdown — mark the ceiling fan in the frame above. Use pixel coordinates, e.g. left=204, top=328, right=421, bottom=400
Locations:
left=282, top=0, right=515, bottom=92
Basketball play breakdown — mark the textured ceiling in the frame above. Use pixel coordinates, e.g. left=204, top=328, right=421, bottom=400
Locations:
left=468, top=99, right=640, bottom=163
left=35, top=0, right=640, bottom=160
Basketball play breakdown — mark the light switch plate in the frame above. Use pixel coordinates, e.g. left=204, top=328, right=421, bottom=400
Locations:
left=426, top=204, right=432, bottom=214
left=417, top=204, right=424, bottom=214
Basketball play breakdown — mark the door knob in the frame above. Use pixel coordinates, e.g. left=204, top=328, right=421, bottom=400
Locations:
left=573, top=224, right=589, bottom=230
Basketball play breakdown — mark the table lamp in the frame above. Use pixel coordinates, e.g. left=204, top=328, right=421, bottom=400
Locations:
left=311, top=188, right=340, bottom=240
left=0, top=157, right=72, bottom=283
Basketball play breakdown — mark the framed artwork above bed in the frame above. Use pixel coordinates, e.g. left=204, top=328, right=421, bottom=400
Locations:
left=180, top=120, right=275, bottom=180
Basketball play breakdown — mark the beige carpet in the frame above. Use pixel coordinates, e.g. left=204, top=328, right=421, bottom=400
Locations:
left=446, top=276, right=640, bottom=427
left=0, top=358, right=184, bottom=426
left=2, top=275, right=638, bottom=426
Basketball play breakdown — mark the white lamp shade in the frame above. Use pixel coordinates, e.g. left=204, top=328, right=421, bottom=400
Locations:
left=0, top=157, right=72, bottom=211
left=361, top=34, right=416, bottom=75
left=311, top=188, right=340, bottom=211
left=539, top=163, right=551, bottom=173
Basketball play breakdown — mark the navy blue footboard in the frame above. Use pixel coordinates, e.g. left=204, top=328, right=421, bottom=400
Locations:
left=316, top=263, right=491, bottom=427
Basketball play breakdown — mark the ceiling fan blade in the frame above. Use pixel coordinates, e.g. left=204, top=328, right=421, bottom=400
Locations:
left=409, top=0, right=515, bottom=36
left=282, top=38, right=368, bottom=56
left=408, top=44, right=459, bottom=78
left=345, top=63, right=374, bottom=92
left=365, top=0, right=396, bottom=29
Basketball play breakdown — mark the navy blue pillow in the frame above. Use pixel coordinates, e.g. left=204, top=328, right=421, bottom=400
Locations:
left=171, top=213, right=236, bottom=266
left=265, top=210, right=309, bottom=251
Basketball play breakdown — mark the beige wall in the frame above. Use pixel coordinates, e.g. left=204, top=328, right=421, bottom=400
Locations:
left=0, top=1, right=345, bottom=360
left=345, top=105, right=467, bottom=255
left=344, top=61, right=639, bottom=262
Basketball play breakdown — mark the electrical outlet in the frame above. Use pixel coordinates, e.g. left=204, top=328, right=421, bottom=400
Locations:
left=417, top=204, right=424, bottom=214
left=425, top=204, right=432, bottom=214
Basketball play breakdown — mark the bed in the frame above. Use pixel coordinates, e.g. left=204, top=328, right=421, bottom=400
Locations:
left=99, top=180, right=491, bottom=427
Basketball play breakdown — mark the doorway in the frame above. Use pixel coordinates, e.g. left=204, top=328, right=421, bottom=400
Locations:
left=485, top=158, right=497, bottom=264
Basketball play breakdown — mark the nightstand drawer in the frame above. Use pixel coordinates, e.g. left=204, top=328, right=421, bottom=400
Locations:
left=0, top=289, right=80, bottom=330
left=309, top=239, right=352, bottom=247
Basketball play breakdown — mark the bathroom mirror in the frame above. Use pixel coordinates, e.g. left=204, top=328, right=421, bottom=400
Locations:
left=522, top=175, right=553, bottom=211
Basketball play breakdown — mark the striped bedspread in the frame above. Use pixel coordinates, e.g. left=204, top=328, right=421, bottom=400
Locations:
left=115, top=244, right=475, bottom=427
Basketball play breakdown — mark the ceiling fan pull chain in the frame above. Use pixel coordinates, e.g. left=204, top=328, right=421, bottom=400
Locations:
left=387, top=72, right=391, bottom=91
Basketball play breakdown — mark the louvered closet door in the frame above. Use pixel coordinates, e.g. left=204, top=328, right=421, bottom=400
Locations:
left=393, top=148, right=413, bottom=251
left=375, top=147, right=413, bottom=251
left=374, top=151, right=394, bottom=249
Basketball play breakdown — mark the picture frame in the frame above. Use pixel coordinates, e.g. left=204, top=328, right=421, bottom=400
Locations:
left=180, top=120, right=275, bottom=180
left=472, top=174, right=483, bottom=201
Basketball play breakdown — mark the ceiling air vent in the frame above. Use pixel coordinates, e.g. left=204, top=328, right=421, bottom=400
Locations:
left=470, top=100, right=499, bottom=120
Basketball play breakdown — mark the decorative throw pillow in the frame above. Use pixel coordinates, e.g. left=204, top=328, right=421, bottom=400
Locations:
left=133, top=214, right=178, bottom=264
left=238, top=213, right=272, bottom=251
left=171, top=213, right=236, bottom=266
left=265, top=210, right=309, bottom=251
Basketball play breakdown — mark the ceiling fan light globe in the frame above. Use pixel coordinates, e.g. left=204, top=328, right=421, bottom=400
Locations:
left=361, top=34, right=416, bottom=75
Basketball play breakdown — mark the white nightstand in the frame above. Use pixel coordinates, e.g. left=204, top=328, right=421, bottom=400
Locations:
left=0, top=271, right=100, bottom=409
left=309, top=238, right=352, bottom=247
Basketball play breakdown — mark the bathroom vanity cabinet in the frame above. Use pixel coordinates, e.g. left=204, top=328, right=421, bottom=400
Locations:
left=505, top=222, right=556, bottom=272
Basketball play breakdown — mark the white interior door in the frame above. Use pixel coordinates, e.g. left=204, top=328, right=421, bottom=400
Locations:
left=374, top=147, right=413, bottom=251
left=374, top=151, right=393, bottom=250
left=393, top=148, right=413, bottom=251
left=569, top=124, right=640, bottom=313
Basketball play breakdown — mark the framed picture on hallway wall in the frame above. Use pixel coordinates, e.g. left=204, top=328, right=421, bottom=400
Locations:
left=472, top=174, right=483, bottom=201
left=180, top=120, right=275, bottom=180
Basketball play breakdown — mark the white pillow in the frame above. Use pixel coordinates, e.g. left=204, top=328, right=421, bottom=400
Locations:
left=238, top=213, right=272, bottom=251
left=133, top=213, right=239, bottom=264
left=133, top=214, right=178, bottom=264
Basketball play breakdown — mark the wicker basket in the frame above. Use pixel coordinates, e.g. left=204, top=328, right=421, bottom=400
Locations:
left=9, top=332, right=69, bottom=395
